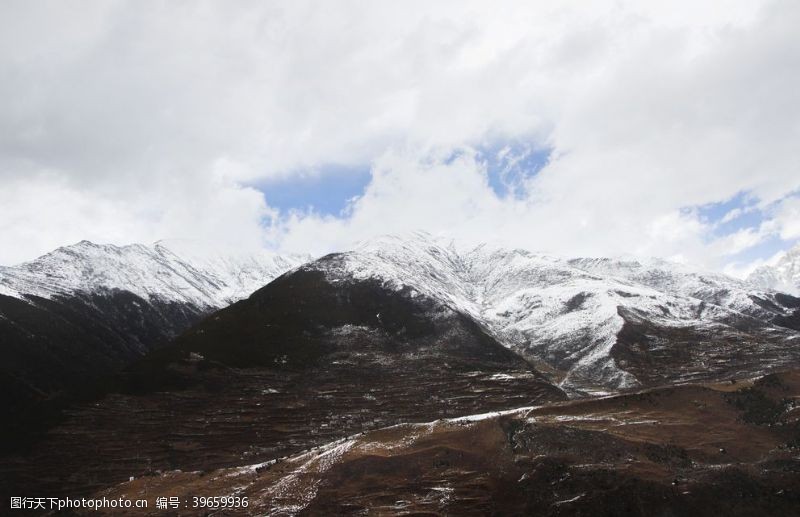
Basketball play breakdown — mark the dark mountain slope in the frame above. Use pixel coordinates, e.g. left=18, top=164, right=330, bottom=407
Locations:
left=0, top=291, right=206, bottom=418
left=159, top=254, right=536, bottom=371
left=610, top=304, right=800, bottom=388
left=0, top=240, right=304, bottom=437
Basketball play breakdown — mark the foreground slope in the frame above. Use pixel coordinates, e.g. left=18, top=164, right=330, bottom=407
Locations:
left=99, top=369, right=800, bottom=516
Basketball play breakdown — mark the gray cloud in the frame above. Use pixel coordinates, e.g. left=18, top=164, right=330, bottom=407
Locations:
left=0, top=0, right=797, bottom=273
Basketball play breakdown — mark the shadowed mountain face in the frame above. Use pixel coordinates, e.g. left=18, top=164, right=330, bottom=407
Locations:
left=0, top=255, right=564, bottom=500
left=0, top=291, right=206, bottom=418
left=99, top=369, right=800, bottom=516
left=163, top=254, right=547, bottom=372
left=609, top=304, right=800, bottom=388
left=0, top=241, right=306, bottom=439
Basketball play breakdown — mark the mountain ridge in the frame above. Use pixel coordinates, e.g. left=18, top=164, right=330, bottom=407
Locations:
left=312, top=232, right=800, bottom=393
left=0, top=239, right=310, bottom=308
left=2, top=232, right=799, bottom=401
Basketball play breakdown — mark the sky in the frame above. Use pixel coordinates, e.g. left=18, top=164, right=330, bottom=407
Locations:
left=1, top=0, right=799, bottom=277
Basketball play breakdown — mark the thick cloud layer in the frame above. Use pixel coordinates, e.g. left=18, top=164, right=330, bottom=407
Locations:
left=1, top=0, right=798, bottom=273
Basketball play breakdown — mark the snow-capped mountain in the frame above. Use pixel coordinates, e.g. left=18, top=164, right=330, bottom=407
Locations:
left=6, top=233, right=800, bottom=504
left=3, top=233, right=799, bottom=403
left=0, top=240, right=309, bottom=412
left=0, top=239, right=309, bottom=308
left=748, top=243, right=800, bottom=295
left=312, top=232, right=800, bottom=393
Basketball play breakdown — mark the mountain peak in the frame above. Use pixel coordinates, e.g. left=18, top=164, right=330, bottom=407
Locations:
left=0, top=240, right=309, bottom=307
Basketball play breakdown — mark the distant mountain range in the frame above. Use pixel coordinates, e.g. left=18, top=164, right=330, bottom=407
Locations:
left=2, top=233, right=799, bottom=412
left=2, top=233, right=800, bottom=512
left=0, top=239, right=308, bottom=306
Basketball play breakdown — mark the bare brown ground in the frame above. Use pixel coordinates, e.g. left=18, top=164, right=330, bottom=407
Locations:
left=94, top=370, right=800, bottom=516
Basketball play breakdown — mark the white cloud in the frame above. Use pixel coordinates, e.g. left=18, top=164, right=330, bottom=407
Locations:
left=769, top=196, right=800, bottom=241
left=0, top=0, right=798, bottom=270
left=723, top=248, right=788, bottom=279
left=0, top=169, right=273, bottom=264
left=271, top=147, right=718, bottom=266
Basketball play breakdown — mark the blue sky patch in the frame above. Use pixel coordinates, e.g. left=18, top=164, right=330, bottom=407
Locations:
left=691, top=191, right=800, bottom=263
left=696, top=191, right=764, bottom=238
left=726, top=233, right=791, bottom=264
left=478, top=142, right=552, bottom=198
left=255, top=164, right=372, bottom=217
left=254, top=141, right=552, bottom=216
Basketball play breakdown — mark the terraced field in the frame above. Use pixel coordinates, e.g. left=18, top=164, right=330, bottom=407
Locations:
left=96, top=369, right=800, bottom=516
left=1, top=358, right=563, bottom=500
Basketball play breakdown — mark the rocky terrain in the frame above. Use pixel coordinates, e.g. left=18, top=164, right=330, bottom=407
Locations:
left=97, top=369, right=800, bottom=516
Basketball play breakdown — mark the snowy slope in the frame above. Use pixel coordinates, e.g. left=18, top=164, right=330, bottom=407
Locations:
left=311, top=232, right=800, bottom=393
left=0, top=240, right=310, bottom=309
left=2, top=233, right=797, bottom=394
left=748, top=243, right=800, bottom=295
